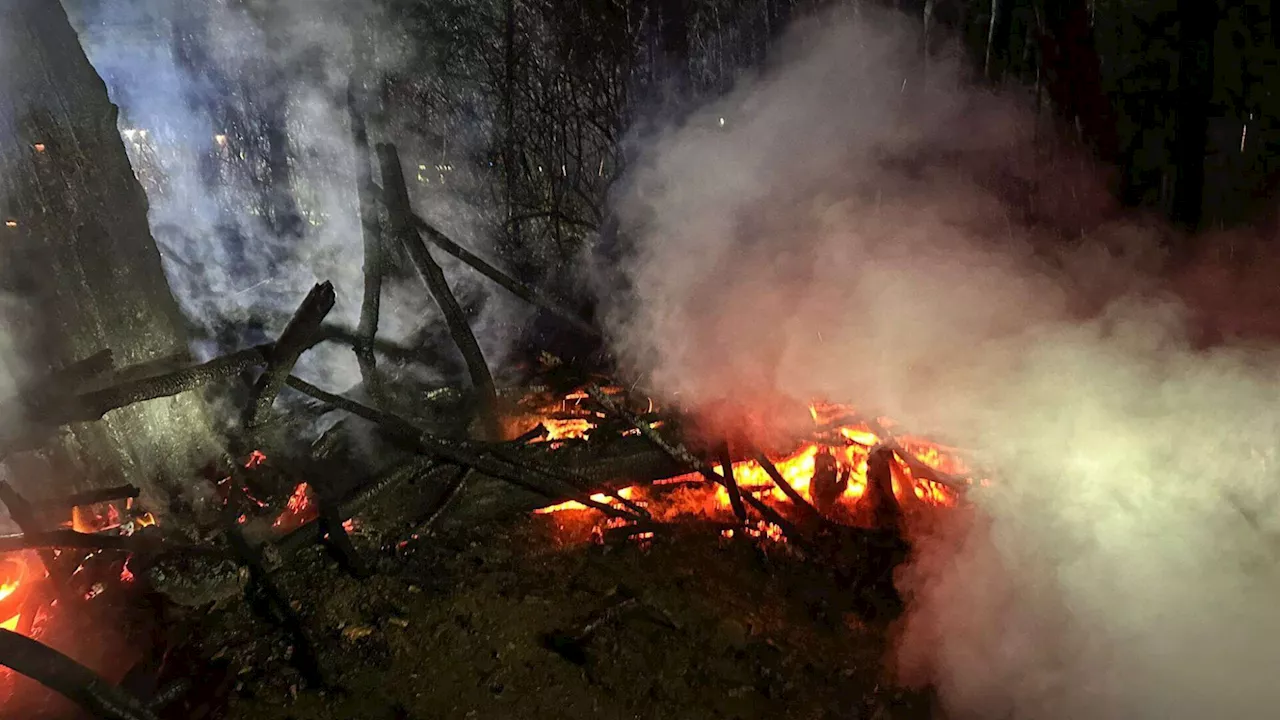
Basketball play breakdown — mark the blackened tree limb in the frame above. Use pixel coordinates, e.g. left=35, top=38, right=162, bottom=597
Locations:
left=491, top=446, right=651, bottom=519
left=70, top=346, right=269, bottom=423
left=377, top=143, right=501, bottom=441
left=717, top=441, right=747, bottom=524
left=407, top=212, right=598, bottom=338
left=243, top=282, right=336, bottom=429
left=283, top=376, right=642, bottom=522
left=349, top=82, right=386, bottom=401
left=583, top=386, right=801, bottom=537
left=0, top=629, right=160, bottom=720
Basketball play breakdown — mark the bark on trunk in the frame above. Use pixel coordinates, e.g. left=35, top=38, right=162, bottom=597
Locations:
left=0, top=0, right=222, bottom=510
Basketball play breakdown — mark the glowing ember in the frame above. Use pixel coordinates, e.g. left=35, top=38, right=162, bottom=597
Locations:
left=273, top=482, right=316, bottom=529
left=244, top=450, right=267, bottom=469
left=0, top=558, right=25, bottom=630
left=543, top=417, right=594, bottom=441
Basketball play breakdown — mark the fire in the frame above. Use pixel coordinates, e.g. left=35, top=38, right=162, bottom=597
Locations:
left=543, top=418, right=593, bottom=442
left=273, top=482, right=315, bottom=529
left=533, top=398, right=964, bottom=528
left=0, top=558, right=25, bottom=631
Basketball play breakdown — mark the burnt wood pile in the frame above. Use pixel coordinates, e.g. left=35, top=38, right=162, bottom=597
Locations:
left=0, top=139, right=971, bottom=719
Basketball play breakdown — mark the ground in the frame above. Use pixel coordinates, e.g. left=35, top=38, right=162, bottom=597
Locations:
left=192, top=510, right=936, bottom=720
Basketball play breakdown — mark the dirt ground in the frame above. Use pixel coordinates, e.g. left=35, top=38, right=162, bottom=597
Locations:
left=193, top=509, right=936, bottom=720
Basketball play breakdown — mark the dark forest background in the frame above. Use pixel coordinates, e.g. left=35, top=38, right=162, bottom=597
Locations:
left=73, top=0, right=1278, bottom=339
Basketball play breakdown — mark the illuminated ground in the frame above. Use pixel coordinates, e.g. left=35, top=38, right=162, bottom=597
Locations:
left=209, top=513, right=936, bottom=720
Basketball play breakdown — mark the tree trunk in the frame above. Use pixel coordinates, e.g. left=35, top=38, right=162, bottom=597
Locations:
left=0, top=0, right=222, bottom=511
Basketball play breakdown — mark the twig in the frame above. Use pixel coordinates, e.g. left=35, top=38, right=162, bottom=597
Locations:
left=409, top=466, right=473, bottom=534
left=717, top=441, right=747, bottom=524
left=283, top=376, right=643, bottom=522
left=0, top=628, right=160, bottom=720
left=378, top=143, right=501, bottom=441
left=407, top=212, right=598, bottom=338
left=243, top=282, right=336, bottom=429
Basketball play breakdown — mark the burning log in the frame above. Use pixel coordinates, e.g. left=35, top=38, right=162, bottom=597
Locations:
left=583, top=386, right=802, bottom=540
left=0, top=628, right=159, bottom=720
left=406, top=212, right=598, bottom=339
left=748, top=449, right=822, bottom=521
left=716, top=441, right=748, bottom=524
left=243, top=282, right=337, bottom=429
left=283, top=375, right=644, bottom=523
left=377, top=142, right=501, bottom=441
left=864, top=446, right=904, bottom=533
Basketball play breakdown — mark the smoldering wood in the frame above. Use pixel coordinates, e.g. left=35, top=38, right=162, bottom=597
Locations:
left=583, top=386, right=803, bottom=539
left=377, top=142, right=502, bottom=441
left=717, top=441, right=748, bottom=524
left=307, top=466, right=372, bottom=579
left=491, top=445, right=651, bottom=519
left=406, top=211, right=598, bottom=338
left=283, top=375, right=644, bottom=522
left=243, top=282, right=337, bottom=429
left=0, top=628, right=160, bottom=720
left=222, top=483, right=328, bottom=689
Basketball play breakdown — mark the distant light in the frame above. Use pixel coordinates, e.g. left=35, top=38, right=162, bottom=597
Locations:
left=33, top=143, right=45, bottom=153
left=718, top=117, right=725, bottom=126
left=418, top=164, right=427, bottom=171
left=3, top=220, right=16, bottom=228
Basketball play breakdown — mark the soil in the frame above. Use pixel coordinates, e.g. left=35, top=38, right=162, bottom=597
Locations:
left=193, top=510, right=937, bottom=720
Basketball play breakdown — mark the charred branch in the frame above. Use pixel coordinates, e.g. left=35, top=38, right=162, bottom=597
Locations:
left=749, top=449, right=822, bottom=521
left=407, top=212, right=597, bottom=338
left=717, top=441, right=747, bottom=524
left=30, top=484, right=140, bottom=513
left=377, top=142, right=501, bottom=441
left=349, top=82, right=386, bottom=402
left=283, top=375, right=643, bottom=522
left=0, top=628, right=160, bottom=720
left=243, top=282, right=337, bottom=429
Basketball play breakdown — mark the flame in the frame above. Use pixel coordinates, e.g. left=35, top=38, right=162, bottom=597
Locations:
left=273, top=482, right=318, bottom=530
left=0, top=557, right=27, bottom=631
left=543, top=418, right=593, bottom=441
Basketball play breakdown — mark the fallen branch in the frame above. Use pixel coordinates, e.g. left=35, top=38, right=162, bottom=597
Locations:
left=243, top=282, right=337, bottom=429
left=283, top=376, right=642, bottom=523
left=378, top=143, right=501, bottom=441
left=407, top=212, right=598, bottom=338
left=0, top=628, right=159, bottom=720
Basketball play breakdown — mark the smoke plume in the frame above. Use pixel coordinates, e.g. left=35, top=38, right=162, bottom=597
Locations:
left=69, top=0, right=528, bottom=395
left=602, top=8, right=1280, bottom=718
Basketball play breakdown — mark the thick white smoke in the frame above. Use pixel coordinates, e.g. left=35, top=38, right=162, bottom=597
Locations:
left=69, top=0, right=528, bottom=394
left=603, top=8, right=1280, bottom=719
